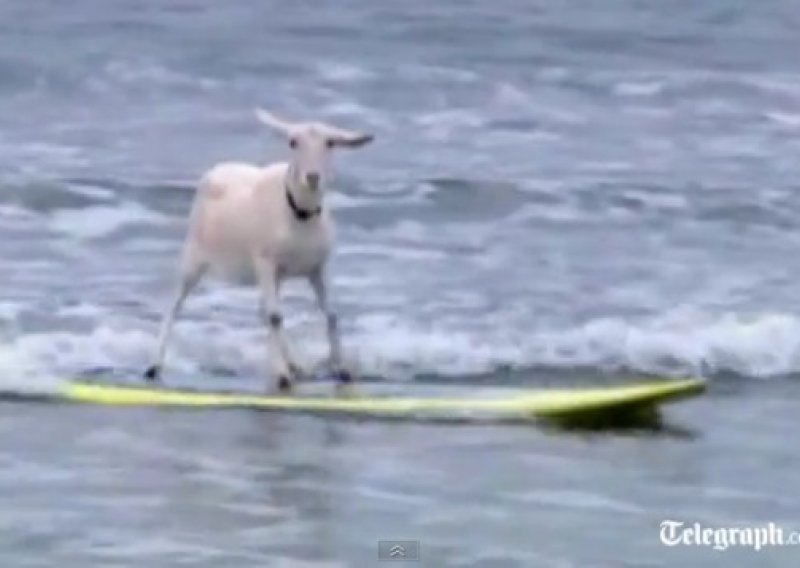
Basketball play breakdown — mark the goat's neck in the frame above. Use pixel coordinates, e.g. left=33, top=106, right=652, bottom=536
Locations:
left=284, top=163, right=323, bottom=219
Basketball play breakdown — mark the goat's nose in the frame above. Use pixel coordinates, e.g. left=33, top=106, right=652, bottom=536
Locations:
left=306, top=172, right=320, bottom=189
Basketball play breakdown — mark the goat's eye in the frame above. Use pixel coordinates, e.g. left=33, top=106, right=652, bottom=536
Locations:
left=289, top=138, right=298, bottom=149
left=325, top=139, right=334, bottom=149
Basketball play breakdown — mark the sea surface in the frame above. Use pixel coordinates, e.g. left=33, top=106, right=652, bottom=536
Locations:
left=0, top=1, right=798, bottom=566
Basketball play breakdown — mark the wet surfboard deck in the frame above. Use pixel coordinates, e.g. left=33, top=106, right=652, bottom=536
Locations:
left=8, top=377, right=707, bottom=428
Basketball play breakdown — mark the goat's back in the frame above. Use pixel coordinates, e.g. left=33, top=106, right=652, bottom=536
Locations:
left=185, top=162, right=289, bottom=276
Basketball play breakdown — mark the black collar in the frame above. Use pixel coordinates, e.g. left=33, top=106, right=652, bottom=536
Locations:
left=286, top=187, right=322, bottom=221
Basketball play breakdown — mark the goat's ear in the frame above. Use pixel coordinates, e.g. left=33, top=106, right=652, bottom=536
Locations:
left=254, top=108, right=293, bottom=137
left=326, top=126, right=374, bottom=148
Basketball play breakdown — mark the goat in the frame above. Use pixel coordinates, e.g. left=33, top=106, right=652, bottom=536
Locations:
left=144, top=109, right=373, bottom=391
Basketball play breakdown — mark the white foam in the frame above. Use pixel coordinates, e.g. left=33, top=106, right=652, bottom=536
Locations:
left=613, top=80, right=664, bottom=97
left=0, top=341, right=64, bottom=394
left=339, top=243, right=447, bottom=261
left=321, top=100, right=374, bottom=119
left=347, top=311, right=800, bottom=379
left=2, top=307, right=800, bottom=388
left=492, top=82, right=533, bottom=107
left=64, top=181, right=116, bottom=201
left=314, top=61, right=374, bottom=83
left=325, top=191, right=376, bottom=209
left=765, top=111, right=800, bottom=129
left=513, top=489, right=643, bottom=515
left=544, top=312, right=800, bottom=378
left=100, top=59, right=221, bottom=91
left=0, top=301, right=26, bottom=320
left=0, top=204, right=37, bottom=220
left=49, top=201, right=170, bottom=240
left=0, top=326, right=152, bottom=378
left=506, top=202, right=584, bottom=223
left=537, top=66, right=570, bottom=83
left=346, top=318, right=521, bottom=379
left=620, top=189, right=688, bottom=212
left=746, top=73, right=800, bottom=97
left=55, top=302, right=106, bottom=319
left=412, top=109, right=485, bottom=141
left=398, top=64, right=479, bottom=83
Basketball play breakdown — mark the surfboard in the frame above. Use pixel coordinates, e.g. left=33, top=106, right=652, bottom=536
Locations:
left=21, top=377, right=706, bottom=428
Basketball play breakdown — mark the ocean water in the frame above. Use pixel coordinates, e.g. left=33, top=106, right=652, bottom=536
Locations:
left=0, top=1, right=799, bottom=566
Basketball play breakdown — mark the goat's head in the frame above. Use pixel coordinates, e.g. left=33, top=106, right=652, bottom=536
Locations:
left=255, top=109, right=373, bottom=208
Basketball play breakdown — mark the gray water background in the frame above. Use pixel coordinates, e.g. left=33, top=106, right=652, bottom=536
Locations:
left=0, top=1, right=799, bottom=566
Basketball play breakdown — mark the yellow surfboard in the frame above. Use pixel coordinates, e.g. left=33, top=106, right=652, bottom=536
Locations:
left=52, top=378, right=705, bottom=428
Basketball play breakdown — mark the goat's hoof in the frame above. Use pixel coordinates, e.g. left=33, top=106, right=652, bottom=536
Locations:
left=143, top=365, right=161, bottom=382
left=332, top=369, right=353, bottom=384
left=288, top=362, right=305, bottom=380
left=277, top=375, right=293, bottom=393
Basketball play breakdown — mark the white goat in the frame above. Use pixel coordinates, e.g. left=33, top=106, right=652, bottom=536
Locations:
left=144, top=109, right=373, bottom=391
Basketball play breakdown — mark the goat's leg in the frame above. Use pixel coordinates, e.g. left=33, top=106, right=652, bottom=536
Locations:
left=258, top=297, right=304, bottom=380
left=144, top=261, right=207, bottom=382
left=254, top=257, right=294, bottom=391
left=309, top=266, right=351, bottom=383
